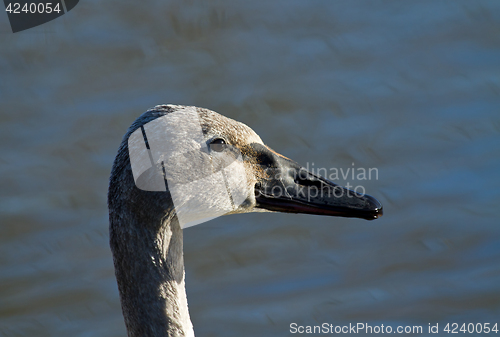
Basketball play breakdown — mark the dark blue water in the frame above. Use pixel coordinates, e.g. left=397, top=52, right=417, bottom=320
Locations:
left=1, top=1, right=500, bottom=336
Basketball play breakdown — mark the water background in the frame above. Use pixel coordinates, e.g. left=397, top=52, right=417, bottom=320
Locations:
left=1, top=1, right=500, bottom=336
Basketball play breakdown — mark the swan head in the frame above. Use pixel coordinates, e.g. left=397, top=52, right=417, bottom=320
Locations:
left=126, top=104, right=382, bottom=228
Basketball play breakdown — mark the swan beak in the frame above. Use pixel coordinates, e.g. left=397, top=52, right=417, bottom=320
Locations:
left=250, top=144, right=383, bottom=220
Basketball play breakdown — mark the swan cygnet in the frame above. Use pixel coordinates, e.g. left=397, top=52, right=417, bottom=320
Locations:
left=108, top=104, right=383, bottom=337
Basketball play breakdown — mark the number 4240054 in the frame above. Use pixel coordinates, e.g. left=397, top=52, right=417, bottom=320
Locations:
left=5, top=2, right=62, bottom=14
left=444, top=323, right=498, bottom=334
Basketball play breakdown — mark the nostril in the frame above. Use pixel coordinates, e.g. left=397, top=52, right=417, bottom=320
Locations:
left=294, top=175, right=324, bottom=189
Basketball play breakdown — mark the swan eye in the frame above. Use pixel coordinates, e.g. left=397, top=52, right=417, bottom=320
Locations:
left=210, top=138, right=226, bottom=152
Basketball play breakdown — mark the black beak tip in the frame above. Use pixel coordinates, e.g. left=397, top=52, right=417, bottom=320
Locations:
left=364, top=194, right=383, bottom=220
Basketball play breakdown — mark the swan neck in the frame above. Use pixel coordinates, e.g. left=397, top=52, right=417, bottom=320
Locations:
left=110, top=211, right=194, bottom=337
